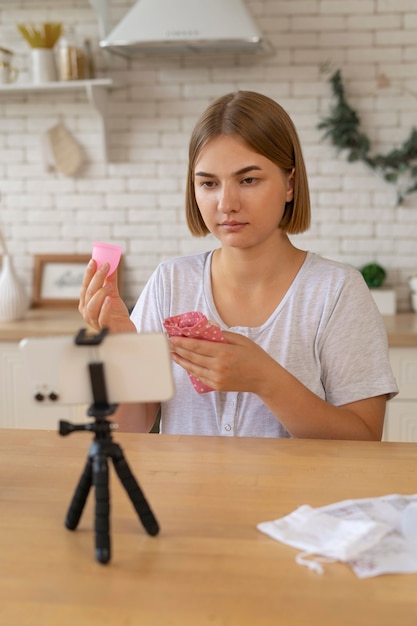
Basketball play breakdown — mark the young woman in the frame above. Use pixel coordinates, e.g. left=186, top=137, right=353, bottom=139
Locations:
left=79, top=90, right=398, bottom=439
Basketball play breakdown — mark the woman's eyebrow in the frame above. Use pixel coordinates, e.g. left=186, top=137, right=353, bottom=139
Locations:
left=195, top=165, right=262, bottom=177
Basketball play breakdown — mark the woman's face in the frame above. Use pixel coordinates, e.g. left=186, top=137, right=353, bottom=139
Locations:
left=193, top=134, right=294, bottom=250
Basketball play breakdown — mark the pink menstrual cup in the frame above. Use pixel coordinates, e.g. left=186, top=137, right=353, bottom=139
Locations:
left=92, top=242, right=123, bottom=277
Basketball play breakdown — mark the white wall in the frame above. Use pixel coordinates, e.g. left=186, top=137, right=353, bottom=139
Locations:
left=1, top=0, right=417, bottom=310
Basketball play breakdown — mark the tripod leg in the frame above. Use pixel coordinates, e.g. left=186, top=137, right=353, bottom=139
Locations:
left=93, top=452, right=111, bottom=564
left=65, top=456, right=93, bottom=530
left=111, top=446, right=159, bottom=536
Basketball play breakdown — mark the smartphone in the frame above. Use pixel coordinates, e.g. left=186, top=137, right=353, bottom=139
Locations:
left=19, top=331, right=174, bottom=406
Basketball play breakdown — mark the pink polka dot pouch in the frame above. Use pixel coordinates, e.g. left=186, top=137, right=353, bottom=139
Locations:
left=163, top=311, right=226, bottom=394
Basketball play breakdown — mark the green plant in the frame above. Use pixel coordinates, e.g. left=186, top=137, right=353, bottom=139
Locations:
left=318, top=70, right=417, bottom=204
left=360, top=263, right=386, bottom=288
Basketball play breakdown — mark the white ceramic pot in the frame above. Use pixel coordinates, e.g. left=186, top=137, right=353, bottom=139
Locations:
left=31, top=48, right=57, bottom=83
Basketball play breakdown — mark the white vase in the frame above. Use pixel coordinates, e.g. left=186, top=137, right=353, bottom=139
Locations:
left=31, top=48, right=58, bottom=83
left=408, top=275, right=417, bottom=293
left=0, top=255, right=29, bottom=321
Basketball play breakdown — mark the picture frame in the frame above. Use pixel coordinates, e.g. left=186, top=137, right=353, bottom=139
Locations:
left=32, top=254, right=123, bottom=308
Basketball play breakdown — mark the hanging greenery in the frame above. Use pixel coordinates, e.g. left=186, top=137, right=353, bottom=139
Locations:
left=318, top=69, right=417, bottom=204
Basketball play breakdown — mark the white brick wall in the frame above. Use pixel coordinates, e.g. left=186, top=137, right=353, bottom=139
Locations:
left=1, top=0, right=417, bottom=310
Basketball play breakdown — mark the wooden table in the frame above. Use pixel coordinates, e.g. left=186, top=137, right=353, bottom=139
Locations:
left=1, top=430, right=417, bottom=626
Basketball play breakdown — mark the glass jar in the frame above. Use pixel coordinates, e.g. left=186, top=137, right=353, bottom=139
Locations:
left=58, top=27, right=86, bottom=81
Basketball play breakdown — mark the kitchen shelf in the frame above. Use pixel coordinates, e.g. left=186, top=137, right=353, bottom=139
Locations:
left=0, top=77, right=113, bottom=93
left=0, top=78, right=116, bottom=161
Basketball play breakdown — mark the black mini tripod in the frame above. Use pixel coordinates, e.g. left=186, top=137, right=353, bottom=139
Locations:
left=58, top=328, right=159, bottom=564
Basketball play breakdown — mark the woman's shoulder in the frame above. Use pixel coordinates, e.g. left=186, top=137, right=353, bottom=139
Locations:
left=156, top=250, right=212, bottom=274
left=305, top=252, right=363, bottom=283
left=297, top=253, right=369, bottom=307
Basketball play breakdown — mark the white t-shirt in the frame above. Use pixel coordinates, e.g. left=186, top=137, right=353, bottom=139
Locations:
left=130, top=250, right=398, bottom=437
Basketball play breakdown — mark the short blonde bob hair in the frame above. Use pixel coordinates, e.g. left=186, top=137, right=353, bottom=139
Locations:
left=186, top=90, right=310, bottom=236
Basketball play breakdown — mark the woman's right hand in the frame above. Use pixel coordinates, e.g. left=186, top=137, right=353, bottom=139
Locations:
left=78, top=259, right=136, bottom=334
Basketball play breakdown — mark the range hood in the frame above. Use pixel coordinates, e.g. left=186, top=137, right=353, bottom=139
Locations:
left=98, top=0, right=264, bottom=56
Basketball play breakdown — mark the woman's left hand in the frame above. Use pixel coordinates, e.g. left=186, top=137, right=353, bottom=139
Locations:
left=168, top=330, right=277, bottom=395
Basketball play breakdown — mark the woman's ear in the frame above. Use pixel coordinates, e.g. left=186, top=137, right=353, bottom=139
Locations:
left=286, top=168, right=295, bottom=202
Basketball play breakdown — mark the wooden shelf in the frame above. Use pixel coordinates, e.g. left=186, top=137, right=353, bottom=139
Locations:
left=0, top=78, right=116, bottom=161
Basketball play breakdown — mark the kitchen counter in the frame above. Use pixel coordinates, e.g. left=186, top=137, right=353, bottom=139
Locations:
left=0, top=309, right=417, bottom=346
left=0, top=307, right=84, bottom=341
left=1, top=308, right=417, bottom=435
left=382, top=313, right=417, bottom=347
